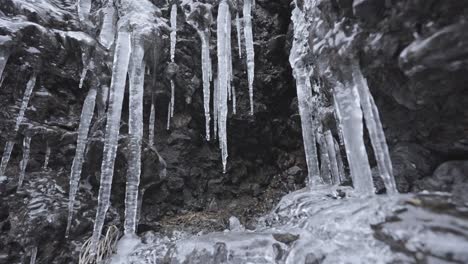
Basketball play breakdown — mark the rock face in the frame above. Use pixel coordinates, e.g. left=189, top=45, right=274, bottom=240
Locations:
left=0, top=0, right=467, bottom=263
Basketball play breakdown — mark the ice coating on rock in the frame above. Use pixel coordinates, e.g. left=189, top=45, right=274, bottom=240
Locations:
left=333, top=78, right=374, bottom=195
left=148, top=101, right=155, bottom=145
left=243, top=0, right=255, bottom=115
left=0, top=73, right=37, bottom=176
left=236, top=12, right=242, bottom=58
left=289, top=5, right=321, bottom=185
left=18, top=135, right=32, bottom=188
left=324, top=130, right=341, bottom=184
left=124, top=35, right=145, bottom=235
left=90, top=30, right=132, bottom=253
left=99, top=1, right=117, bottom=50
left=216, top=0, right=230, bottom=173
left=352, top=63, right=397, bottom=194
left=66, top=88, right=97, bottom=237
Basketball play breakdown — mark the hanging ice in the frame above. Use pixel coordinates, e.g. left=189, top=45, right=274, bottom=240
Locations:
left=77, top=0, right=92, bottom=23
left=66, top=87, right=97, bottom=237
left=197, top=30, right=212, bottom=140
left=18, top=135, right=31, bottom=188
left=226, top=10, right=235, bottom=113
left=99, top=1, right=116, bottom=49
left=43, top=142, right=50, bottom=170
left=168, top=4, right=177, bottom=123
left=79, top=65, right=88, bottom=89
left=213, top=77, right=219, bottom=140
left=324, top=130, right=341, bottom=184
left=243, top=0, right=255, bottom=115
left=0, top=73, right=36, bottom=176
left=352, top=63, right=397, bottom=194
left=332, top=77, right=374, bottom=195
left=318, top=131, right=332, bottom=184
left=289, top=6, right=321, bottom=185
left=166, top=103, right=171, bottom=130
left=90, top=30, right=132, bottom=253
left=217, top=0, right=230, bottom=172
left=124, top=34, right=145, bottom=235
left=236, top=12, right=242, bottom=58
left=148, top=101, right=155, bottom=145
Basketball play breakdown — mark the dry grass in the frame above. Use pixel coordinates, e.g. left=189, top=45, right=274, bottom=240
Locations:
left=79, top=225, right=120, bottom=264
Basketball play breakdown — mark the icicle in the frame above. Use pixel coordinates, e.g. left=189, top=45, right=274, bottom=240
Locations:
left=334, top=137, right=346, bottom=183
left=213, top=77, right=219, bottom=140
left=90, top=30, right=132, bottom=253
left=170, top=4, right=177, bottom=62
left=166, top=102, right=171, bottom=130
left=170, top=80, right=175, bottom=118
left=79, top=66, right=88, bottom=89
left=352, top=63, right=397, bottom=194
left=42, top=142, right=50, bottom=170
left=77, top=0, right=92, bottom=23
left=0, top=73, right=37, bottom=176
left=324, top=130, right=340, bottom=185
left=148, top=101, right=155, bottom=145
left=29, top=246, right=37, bottom=264
left=18, top=135, right=31, bottom=188
left=235, top=12, right=242, bottom=58
left=0, top=49, right=9, bottom=84
left=99, top=1, right=116, bottom=49
left=289, top=6, right=321, bottom=186
left=217, top=0, right=230, bottom=173
left=332, top=78, right=374, bottom=195
left=318, top=131, right=332, bottom=184
left=197, top=30, right=212, bottom=141
left=65, top=88, right=97, bottom=237
left=243, top=0, right=255, bottom=115
left=124, top=34, right=145, bottom=235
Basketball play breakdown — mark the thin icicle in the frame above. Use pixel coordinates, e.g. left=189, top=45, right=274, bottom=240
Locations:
left=243, top=0, right=255, bottom=115
left=0, top=49, right=9, bottom=84
left=170, top=4, right=177, bottom=62
left=213, top=77, right=219, bottom=140
left=318, top=131, right=332, bottom=184
left=352, top=63, right=397, bottom=194
left=43, top=142, right=50, bottom=170
left=90, top=30, right=132, bottom=253
left=197, top=30, right=212, bottom=141
left=66, top=88, right=97, bottom=237
left=99, top=1, right=116, bottom=49
left=18, top=135, right=31, bottom=188
left=79, top=66, right=88, bottom=89
left=124, top=34, right=145, bottom=235
left=235, top=12, right=242, bottom=58
left=217, top=0, right=230, bottom=173
left=170, top=80, right=175, bottom=117
left=29, top=246, right=37, bottom=264
left=324, top=130, right=340, bottom=185
left=148, top=101, right=155, bottom=145
left=0, top=73, right=37, bottom=176
left=333, top=78, right=374, bottom=195
left=77, top=0, right=92, bottom=23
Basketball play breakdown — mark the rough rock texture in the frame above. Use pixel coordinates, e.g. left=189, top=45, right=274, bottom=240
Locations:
left=0, top=0, right=467, bottom=263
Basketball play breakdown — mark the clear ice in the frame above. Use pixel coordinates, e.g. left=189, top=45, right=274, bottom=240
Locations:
left=243, top=0, right=255, bottom=115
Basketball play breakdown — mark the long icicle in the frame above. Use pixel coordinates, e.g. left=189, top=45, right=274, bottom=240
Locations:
left=65, top=87, right=97, bottom=237
left=0, top=73, right=36, bottom=176
left=169, top=4, right=177, bottom=123
left=197, top=30, right=212, bottom=140
left=18, top=135, right=31, bottom=188
left=243, top=0, right=255, bottom=115
left=217, top=0, right=230, bottom=173
left=352, top=63, right=397, bottom=194
left=235, top=12, right=242, bottom=58
left=90, top=30, right=132, bottom=254
left=124, top=33, right=145, bottom=235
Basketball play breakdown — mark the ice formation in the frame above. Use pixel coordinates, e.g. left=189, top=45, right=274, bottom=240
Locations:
left=42, top=143, right=50, bottom=170
left=124, top=34, right=145, bottom=235
left=236, top=12, right=242, bottom=58
left=148, top=102, right=155, bottom=145
left=17, top=135, right=31, bottom=188
left=90, top=30, right=132, bottom=253
left=99, top=1, right=116, bottom=49
left=0, top=73, right=36, bottom=176
left=77, top=0, right=92, bottom=23
left=324, top=130, right=341, bottom=184
left=289, top=5, right=321, bottom=185
left=198, top=29, right=212, bottom=140
left=168, top=4, right=177, bottom=128
left=66, top=88, right=97, bottom=237
left=216, top=0, right=231, bottom=173
left=243, top=0, right=255, bottom=115
left=352, top=63, right=397, bottom=194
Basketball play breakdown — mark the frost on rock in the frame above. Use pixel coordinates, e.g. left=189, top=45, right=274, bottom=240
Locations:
left=289, top=5, right=321, bottom=185
left=243, top=0, right=255, bottom=115
left=66, top=88, right=97, bottom=237
left=216, top=0, right=231, bottom=173
left=124, top=34, right=145, bottom=235
left=18, top=135, right=32, bottom=188
left=352, top=62, right=397, bottom=194
left=90, top=30, right=132, bottom=253
left=0, top=73, right=36, bottom=176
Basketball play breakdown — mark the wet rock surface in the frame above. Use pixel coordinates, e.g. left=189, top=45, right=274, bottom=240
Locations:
left=0, top=0, right=467, bottom=263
